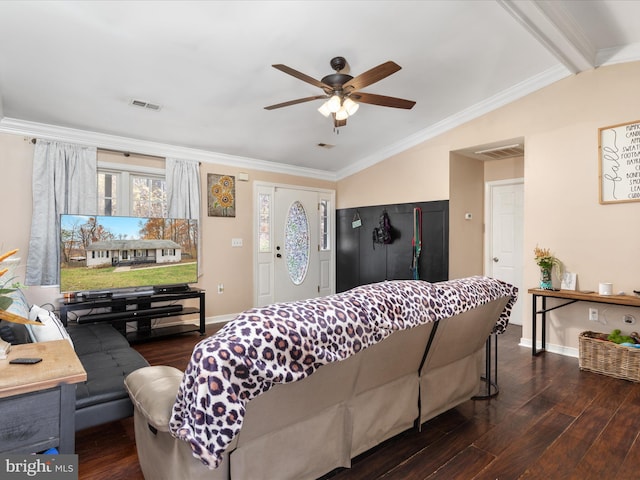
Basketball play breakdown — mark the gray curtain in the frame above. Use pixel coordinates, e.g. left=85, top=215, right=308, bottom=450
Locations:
left=166, top=158, right=201, bottom=276
left=26, top=140, right=97, bottom=285
left=166, top=158, right=200, bottom=219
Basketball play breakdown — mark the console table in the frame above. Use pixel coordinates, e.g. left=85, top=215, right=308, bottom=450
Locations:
left=0, top=340, right=86, bottom=454
left=529, top=288, right=640, bottom=356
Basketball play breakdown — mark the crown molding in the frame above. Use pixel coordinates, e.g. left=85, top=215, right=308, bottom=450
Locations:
left=335, top=64, right=570, bottom=180
left=596, top=42, right=640, bottom=67
left=0, top=117, right=338, bottom=182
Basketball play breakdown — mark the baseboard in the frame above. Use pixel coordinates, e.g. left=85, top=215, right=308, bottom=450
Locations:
left=205, top=313, right=238, bottom=325
left=519, top=337, right=579, bottom=358
left=127, top=313, right=236, bottom=332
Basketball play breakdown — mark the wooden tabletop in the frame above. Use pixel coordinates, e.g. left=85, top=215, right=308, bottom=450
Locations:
left=0, top=340, right=87, bottom=398
left=528, top=288, right=640, bottom=308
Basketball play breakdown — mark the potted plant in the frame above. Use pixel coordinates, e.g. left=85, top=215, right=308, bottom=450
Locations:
left=0, top=249, right=37, bottom=325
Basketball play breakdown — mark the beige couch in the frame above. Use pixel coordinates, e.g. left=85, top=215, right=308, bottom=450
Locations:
left=125, top=278, right=515, bottom=480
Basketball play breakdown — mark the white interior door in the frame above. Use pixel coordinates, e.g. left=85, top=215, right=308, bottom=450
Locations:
left=254, top=183, right=335, bottom=307
left=485, top=179, right=524, bottom=325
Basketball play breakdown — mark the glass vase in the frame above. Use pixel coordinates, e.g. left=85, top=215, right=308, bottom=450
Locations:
left=539, top=267, right=553, bottom=290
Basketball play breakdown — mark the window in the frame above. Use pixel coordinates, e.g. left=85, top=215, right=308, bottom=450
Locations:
left=258, top=192, right=271, bottom=253
left=98, top=171, right=117, bottom=216
left=319, top=199, right=330, bottom=251
left=285, top=200, right=310, bottom=285
left=97, top=162, right=166, bottom=217
left=132, top=174, right=167, bottom=217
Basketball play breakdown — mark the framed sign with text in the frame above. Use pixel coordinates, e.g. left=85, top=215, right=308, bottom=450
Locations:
left=599, top=120, right=640, bottom=204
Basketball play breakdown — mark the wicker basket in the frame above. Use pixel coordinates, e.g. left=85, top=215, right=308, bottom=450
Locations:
left=579, top=331, right=640, bottom=382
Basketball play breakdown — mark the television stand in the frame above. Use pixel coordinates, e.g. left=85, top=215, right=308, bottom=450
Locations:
left=59, top=288, right=206, bottom=343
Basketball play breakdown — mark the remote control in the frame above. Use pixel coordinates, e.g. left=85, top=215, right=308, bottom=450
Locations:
left=9, top=357, right=42, bottom=364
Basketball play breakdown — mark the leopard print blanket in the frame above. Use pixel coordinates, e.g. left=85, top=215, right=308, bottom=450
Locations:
left=169, top=276, right=518, bottom=468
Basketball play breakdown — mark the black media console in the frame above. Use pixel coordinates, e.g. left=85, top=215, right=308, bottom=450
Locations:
left=59, top=288, right=206, bottom=343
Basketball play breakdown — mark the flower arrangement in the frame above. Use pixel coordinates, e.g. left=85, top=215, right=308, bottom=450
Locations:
left=533, top=246, right=559, bottom=270
left=534, top=246, right=561, bottom=290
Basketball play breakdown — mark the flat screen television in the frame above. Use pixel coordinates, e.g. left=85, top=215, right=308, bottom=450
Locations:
left=59, top=214, right=198, bottom=295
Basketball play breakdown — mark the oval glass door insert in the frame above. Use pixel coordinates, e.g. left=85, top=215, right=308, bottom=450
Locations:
left=285, top=200, right=310, bottom=285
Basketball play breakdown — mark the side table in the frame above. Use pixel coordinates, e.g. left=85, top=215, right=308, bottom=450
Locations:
left=0, top=340, right=87, bottom=454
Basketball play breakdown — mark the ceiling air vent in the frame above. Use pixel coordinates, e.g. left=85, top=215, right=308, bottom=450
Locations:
left=130, top=99, right=161, bottom=111
left=474, top=143, right=524, bottom=160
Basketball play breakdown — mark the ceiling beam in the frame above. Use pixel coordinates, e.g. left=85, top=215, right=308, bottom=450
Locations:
left=498, top=0, right=596, bottom=73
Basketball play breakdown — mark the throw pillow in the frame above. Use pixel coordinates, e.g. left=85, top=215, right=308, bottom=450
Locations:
left=0, top=325, right=17, bottom=344
left=27, top=305, right=74, bottom=347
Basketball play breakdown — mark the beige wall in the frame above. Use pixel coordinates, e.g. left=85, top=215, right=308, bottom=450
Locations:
left=336, top=143, right=451, bottom=208
left=484, top=156, right=524, bottom=183
left=0, top=133, right=335, bottom=318
left=337, top=61, right=640, bottom=352
left=449, top=153, right=484, bottom=278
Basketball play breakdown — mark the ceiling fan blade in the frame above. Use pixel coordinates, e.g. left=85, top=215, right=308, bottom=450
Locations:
left=343, top=61, right=401, bottom=91
left=264, top=95, right=327, bottom=110
left=272, top=64, right=332, bottom=91
left=350, top=92, right=416, bottom=109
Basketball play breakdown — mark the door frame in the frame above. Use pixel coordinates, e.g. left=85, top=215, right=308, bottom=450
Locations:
left=253, top=181, right=336, bottom=307
left=484, top=178, right=524, bottom=324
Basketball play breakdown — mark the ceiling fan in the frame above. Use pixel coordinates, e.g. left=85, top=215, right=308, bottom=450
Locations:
left=264, top=56, right=416, bottom=128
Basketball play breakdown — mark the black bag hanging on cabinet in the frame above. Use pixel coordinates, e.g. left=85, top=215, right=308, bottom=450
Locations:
left=372, top=210, right=392, bottom=249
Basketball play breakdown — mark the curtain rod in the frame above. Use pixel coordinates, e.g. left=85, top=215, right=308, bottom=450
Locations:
left=29, top=138, right=168, bottom=160
left=30, top=138, right=150, bottom=158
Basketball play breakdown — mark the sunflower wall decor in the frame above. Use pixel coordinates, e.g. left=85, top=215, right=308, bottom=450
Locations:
left=207, top=174, right=236, bottom=217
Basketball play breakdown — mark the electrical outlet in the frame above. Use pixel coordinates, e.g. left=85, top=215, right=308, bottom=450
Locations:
left=589, top=308, right=599, bottom=322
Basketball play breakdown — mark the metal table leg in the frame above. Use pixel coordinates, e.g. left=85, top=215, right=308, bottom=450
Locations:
left=473, top=333, right=499, bottom=400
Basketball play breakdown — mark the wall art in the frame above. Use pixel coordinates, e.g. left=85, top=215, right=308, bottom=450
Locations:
left=599, top=119, right=640, bottom=204
left=208, top=174, right=236, bottom=217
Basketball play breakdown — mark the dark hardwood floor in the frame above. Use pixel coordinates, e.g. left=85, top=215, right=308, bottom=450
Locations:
left=76, top=324, right=640, bottom=479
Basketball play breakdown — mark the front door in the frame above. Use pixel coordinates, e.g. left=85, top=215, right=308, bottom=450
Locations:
left=255, top=183, right=335, bottom=307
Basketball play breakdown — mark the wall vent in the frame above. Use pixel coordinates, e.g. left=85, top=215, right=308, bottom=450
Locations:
left=474, top=143, right=523, bottom=160
left=130, top=99, right=161, bottom=111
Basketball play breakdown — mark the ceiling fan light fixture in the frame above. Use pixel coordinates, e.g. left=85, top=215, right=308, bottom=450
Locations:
left=343, top=97, right=359, bottom=116
left=318, top=101, right=332, bottom=117
left=335, top=107, right=349, bottom=121
left=327, top=94, right=341, bottom=113
left=265, top=57, right=415, bottom=130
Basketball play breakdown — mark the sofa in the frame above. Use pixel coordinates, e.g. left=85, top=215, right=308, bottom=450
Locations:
left=125, top=276, right=517, bottom=480
left=0, top=288, right=149, bottom=431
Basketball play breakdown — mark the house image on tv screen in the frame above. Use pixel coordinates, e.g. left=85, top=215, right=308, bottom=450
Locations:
left=86, top=239, right=182, bottom=267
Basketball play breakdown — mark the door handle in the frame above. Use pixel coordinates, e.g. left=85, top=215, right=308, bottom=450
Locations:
left=276, top=253, right=282, bottom=258
left=493, top=257, right=499, bottom=262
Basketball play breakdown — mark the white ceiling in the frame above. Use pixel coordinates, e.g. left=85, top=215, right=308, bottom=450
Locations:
left=1, top=0, right=640, bottom=179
